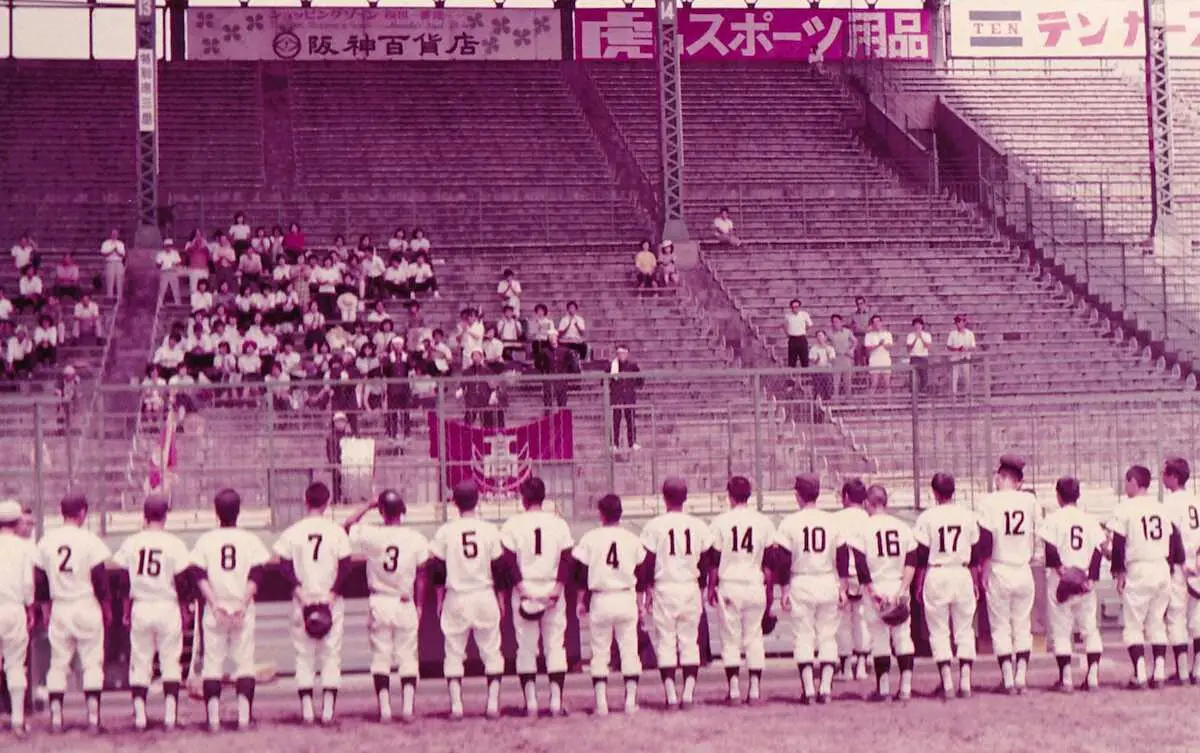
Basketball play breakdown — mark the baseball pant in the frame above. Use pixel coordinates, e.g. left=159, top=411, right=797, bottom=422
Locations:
left=0, top=604, right=29, bottom=696
left=1046, top=573, right=1102, bottom=656
left=716, top=580, right=767, bottom=670
left=864, top=580, right=915, bottom=658
left=441, top=590, right=503, bottom=678
left=47, top=599, right=105, bottom=693
left=1121, top=561, right=1171, bottom=647
left=201, top=603, right=257, bottom=680
left=588, top=590, right=640, bottom=678
left=511, top=584, right=568, bottom=676
left=922, top=567, right=977, bottom=663
left=985, top=562, right=1035, bottom=656
left=291, top=599, right=345, bottom=689
left=368, top=595, right=419, bottom=678
left=129, top=600, right=183, bottom=687
left=835, top=597, right=870, bottom=657
left=651, top=583, right=702, bottom=669
left=1166, top=576, right=1200, bottom=645
left=788, top=574, right=841, bottom=664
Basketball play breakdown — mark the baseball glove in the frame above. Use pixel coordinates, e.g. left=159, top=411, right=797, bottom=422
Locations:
left=303, top=603, right=334, bottom=639
left=761, top=612, right=778, bottom=636
left=880, top=600, right=910, bottom=627
left=518, top=596, right=548, bottom=621
left=1056, top=566, right=1090, bottom=603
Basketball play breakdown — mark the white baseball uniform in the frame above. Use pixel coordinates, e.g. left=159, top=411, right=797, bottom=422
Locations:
left=1039, top=505, right=1105, bottom=657
left=573, top=525, right=646, bottom=678
left=977, top=489, right=1037, bottom=658
left=774, top=507, right=845, bottom=665
left=914, top=503, right=980, bottom=663
left=708, top=506, right=775, bottom=671
left=190, top=527, right=271, bottom=681
left=430, top=517, right=504, bottom=678
left=641, top=511, right=710, bottom=670
left=349, top=522, right=429, bottom=679
left=0, top=530, right=36, bottom=701
left=1107, top=496, right=1178, bottom=647
left=835, top=507, right=871, bottom=662
left=36, top=525, right=111, bottom=695
left=1164, top=489, right=1200, bottom=645
left=500, top=510, right=574, bottom=677
left=274, top=516, right=352, bottom=689
left=854, top=512, right=917, bottom=658
left=112, top=529, right=191, bottom=688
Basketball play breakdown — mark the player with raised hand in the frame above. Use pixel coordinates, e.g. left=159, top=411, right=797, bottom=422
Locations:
left=188, top=488, right=271, bottom=732
left=974, top=455, right=1037, bottom=694
left=0, top=500, right=37, bottom=736
left=499, top=476, right=574, bottom=717
left=274, top=482, right=353, bottom=725
left=1161, top=457, right=1200, bottom=684
left=1108, top=465, right=1184, bottom=689
left=913, top=473, right=980, bottom=700
left=852, top=485, right=917, bottom=701
left=769, top=474, right=851, bottom=705
left=570, top=493, right=648, bottom=716
left=344, top=490, right=429, bottom=722
left=706, top=475, right=776, bottom=704
left=1039, top=476, right=1105, bottom=692
left=640, top=477, right=711, bottom=709
left=835, top=478, right=871, bottom=682
left=111, top=495, right=192, bottom=731
left=36, top=493, right=111, bottom=732
left=428, top=480, right=512, bottom=720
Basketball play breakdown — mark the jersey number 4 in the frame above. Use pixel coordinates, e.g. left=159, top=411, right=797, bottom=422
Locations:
left=606, top=542, right=620, bottom=569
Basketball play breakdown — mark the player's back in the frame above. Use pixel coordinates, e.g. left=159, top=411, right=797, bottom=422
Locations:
left=860, top=513, right=916, bottom=583
left=351, top=523, right=429, bottom=597
left=433, top=517, right=502, bottom=592
left=500, top=509, right=573, bottom=583
left=0, top=532, right=37, bottom=606
left=776, top=507, right=840, bottom=576
left=1041, top=505, right=1104, bottom=571
left=574, top=525, right=643, bottom=591
left=979, top=489, right=1037, bottom=565
left=641, top=510, right=711, bottom=586
left=275, top=515, right=352, bottom=596
left=710, top=506, right=775, bottom=583
left=192, top=527, right=271, bottom=607
left=37, top=525, right=111, bottom=601
left=1165, top=488, right=1200, bottom=559
left=1112, top=496, right=1175, bottom=566
left=914, top=504, right=979, bottom=567
left=115, top=529, right=191, bottom=602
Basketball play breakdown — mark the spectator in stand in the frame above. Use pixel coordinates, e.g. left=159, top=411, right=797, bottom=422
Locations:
left=214, top=281, right=236, bottom=314
left=236, top=340, right=263, bottom=397
left=238, top=243, right=265, bottom=287
left=410, top=252, right=438, bottom=298
left=906, top=317, right=932, bottom=394
left=558, top=300, right=588, bottom=361
left=409, top=228, right=431, bottom=256
left=363, top=241, right=386, bottom=301
left=269, top=225, right=286, bottom=261
left=283, top=222, right=306, bottom=260
left=153, top=332, right=186, bottom=379
left=6, top=326, right=33, bottom=378
left=229, top=212, right=252, bottom=252
left=828, top=314, right=857, bottom=399
left=461, top=350, right=503, bottom=428
left=383, top=255, right=411, bottom=300
left=16, top=265, right=44, bottom=313
left=382, top=337, right=412, bottom=440
left=387, top=228, right=408, bottom=256
left=73, top=293, right=100, bottom=342
left=10, top=233, right=37, bottom=272
left=327, top=412, right=353, bottom=504
left=0, top=290, right=12, bottom=322
left=541, top=332, right=579, bottom=410
left=947, top=314, right=977, bottom=399
left=155, top=238, right=183, bottom=305
left=213, top=341, right=236, bottom=383
left=864, top=315, right=893, bottom=395
left=184, top=229, right=211, bottom=296
left=365, top=300, right=391, bottom=326
left=211, top=232, right=237, bottom=291
left=657, top=241, right=679, bottom=287
left=785, top=298, right=814, bottom=369
left=808, top=329, right=836, bottom=402
left=311, top=255, right=342, bottom=320
left=610, top=345, right=642, bottom=451
left=497, top=305, right=524, bottom=361
left=336, top=287, right=360, bottom=325
left=190, top=278, right=213, bottom=315
left=497, top=268, right=522, bottom=314
left=101, top=228, right=126, bottom=298
left=42, top=294, right=66, bottom=340
left=530, top=303, right=555, bottom=372
left=250, top=227, right=270, bottom=255
left=481, top=326, right=505, bottom=371
left=457, top=308, right=485, bottom=369
left=634, top=241, right=657, bottom=290
left=52, top=253, right=82, bottom=301
left=850, top=296, right=872, bottom=368
left=712, top=207, right=741, bottom=247
left=302, top=301, right=326, bottom=350
left=32, top=315, right=58, bottom=366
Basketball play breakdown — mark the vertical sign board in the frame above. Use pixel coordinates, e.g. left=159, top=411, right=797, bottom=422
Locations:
left=136, top=0, right=156, bottom=134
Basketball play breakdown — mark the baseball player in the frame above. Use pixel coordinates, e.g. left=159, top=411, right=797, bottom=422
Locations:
left=344, top=490, right=429, bottom=722
left=913, top=473, right=980, bottom=699
left=1108, top=464, right=1185, bottom=688
left=499, top=476, right=574, bottom=717
left=975, top=455, right=1037, bottom=694
left=835, top=478, right=871, bottom=681
left=1162, top=457, right=1200, bottom=683
left=770, top=474, right=851, bottom=704
left=111, top=496, right=192, bottom=731
left=0, top=500, right=36, bottom=735
left=188, top=488, right=271, bottom=732
left=640, top=477, right=711, bottom=709
left=706, top=475, right=776, bottom=704
left=850, top=485, right=917, bottom=701
left=1039, top=476, right=1105, bottom=691
left=571, top=493, right=648, bottom=715
left=35, top=493, right=111, bottom=732
left=429, top=480, right=511, bottom=719
left=274, top=482, right=353, bottom=725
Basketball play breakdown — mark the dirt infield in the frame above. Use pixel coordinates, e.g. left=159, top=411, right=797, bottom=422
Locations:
left=7, top=659, right=1199, bottom=753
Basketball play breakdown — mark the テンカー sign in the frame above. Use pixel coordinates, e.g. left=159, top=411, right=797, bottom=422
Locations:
left=575, top=8, right=932, bottom=61
left=187, top=8, right=562, bottom=61
left=951, top=0, right=1200, bottom=58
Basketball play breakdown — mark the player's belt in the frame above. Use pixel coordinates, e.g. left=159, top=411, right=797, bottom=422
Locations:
left=447, top=585, right=495, bottom=594
left=369, top=591, right=414, bottom=602
left=593, top=588, right=633, bottom=594
left=928, top=563, right=968, bottom=568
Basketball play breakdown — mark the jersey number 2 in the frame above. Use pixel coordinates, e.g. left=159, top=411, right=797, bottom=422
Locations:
left=57, top=545, right=72, bottom=573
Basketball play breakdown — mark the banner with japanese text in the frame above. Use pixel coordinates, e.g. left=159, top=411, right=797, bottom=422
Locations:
left=187, top=8, right=562, bottom=61
left=428, top=410, right=575, bottom=493
left=575, top=8, right=931, bottom=62
left=950, top=0, right=1200, bottom=58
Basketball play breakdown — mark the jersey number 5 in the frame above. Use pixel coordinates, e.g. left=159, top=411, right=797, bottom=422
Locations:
left=461, top=531, right=479, bottom=559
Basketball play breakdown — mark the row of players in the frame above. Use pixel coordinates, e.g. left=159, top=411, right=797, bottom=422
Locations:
left=0, top=453, right=1197, bottom=735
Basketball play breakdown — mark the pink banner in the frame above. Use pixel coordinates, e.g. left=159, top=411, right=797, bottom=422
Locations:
left=575, top=8, right=931, bottom=62
left=428, top=410, right=574, bottom=494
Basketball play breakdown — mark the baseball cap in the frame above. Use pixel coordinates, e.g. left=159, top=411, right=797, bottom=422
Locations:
left=0, top=500, right=22, bottom=524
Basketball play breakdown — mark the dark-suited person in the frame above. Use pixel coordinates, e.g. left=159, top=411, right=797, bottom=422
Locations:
left=609, top=345, right=643, bottom=451
left=461, top=350, right=505, bottom=429
left=541, top=333, right=579, bottom=410
left=382, top=341, right=412, bottom=440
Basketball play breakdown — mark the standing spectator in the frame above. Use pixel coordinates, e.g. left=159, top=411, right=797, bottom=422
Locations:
left=155, top=238, right=183, bottom=305
left=52, top=253, right=82, bottom=301
left=657, top=241, right=679, bottom=287
left=229, top=212, right=252, bottom=252
left=238, top=244, right=265, bottom=287
left=283, top=222, right=306, bottom=260
left=558, top=301, right=588, bottom=362
left=828, top=314, right=857, bottom=399
left=530, top=304, right=555, bottom=372
left=809, top=330, right=836, bottom=401
left=497, top=269, right=522, bottom=314
left=461, top=350, right=503, bottom=428
left=409, top=252, right=438, bottom=298
left=850, top=296, right=872, bottom=368
left=946, top=314, right=977, bottom=398
left=16, top=266, right=44, bottom=313
left=712, top=208, right=740, bottom=247
left=784, top=299, right=813, bottom=369
left=10, top=232, right=37, bottom=272
left=250, top=227, right=270, bottom=255
left=382, top=338, right=411, bottom=440
left=634, top=241, right=657, bottom=290
left=269, top=225, right=286, bottom=261
left=542, top=333, right=579, bottom=410
left=609, top=345, right=642, bottom=451
left=496, top=305, right=524, bottom=361
left=184, top=229, right=210, bottom=296
left=101, top=228, right=126, bottom=298
left=211, top=232, right=237, bottom=291
left=906, top=317, right=932, bottom=394
left=864, top=315, right=893, bottom=395
left=73, top=293, right=101, bottom=342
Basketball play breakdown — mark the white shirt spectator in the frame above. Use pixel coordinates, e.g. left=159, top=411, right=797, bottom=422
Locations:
left=366, top=309, right=391, bottom=325
left=809, top=341, right=836, bottom=367
left=483, top=337, right=504, bottom=363
left=6, top=335, right=30, bottom=364
left=497, top=278, right=522, bottom=313
left=364, top=254, right=386, bottom=280
left=409, top=236, right=431, bottom=254
left=532, top=315, right=555, bottom=342
left=156, top=246, right=181, bottom=271
left=387, top=237, right=408, bottom=254
left=497, top=317, right=522, bottom=344
left=864, top=330, right=894, bottom=368
left=101, top=238, right=127, bottom=262
left=311, top=266, right=342, bottom=293
left=33, top=324, right=58, bottom=347
left=411, top=261, right=434, bottom=284
left=0, top=297, right=13, bottom=320
left=558, top=314, right=586, bottom=344
left=153, top=341, right=186, bottom=369
left=190, top=290, right=213, bottom=312
left=384, top=262, right=411, bottom=286
left=212, top=243, right=236, bottom=268
left=229, top=222, right=252, bottom=242
left=946, top=328, right=977, bottom=362
left=713, top=216, right=735, bottom=235
left=336, top=291, right=360, bottom=323
left=461, top=320, right=485, bottom=363
left=272, top=263, right=293, bottom=286
left=906, top=330, right=932, bottom=358
left=302, top=309, right=325, bottom=331
left=19, top=275, right=43, bottom=297
left=74, top=299, right=99, bottom=324
left=11, top=242, right=34, bottom=269
left=785, top=310, right=813, bottom=337
left=238, top=352, right=262, bottom=376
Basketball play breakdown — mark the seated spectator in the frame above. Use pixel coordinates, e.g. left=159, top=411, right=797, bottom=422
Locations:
left=156, top=238, right=183, bottom=305
left=387, top=228, right=408, bottom=256
left=42, top=295, right=66, bottom=343
left=712, top=207, right=741, bottom=247
left=366, top=300, right=391, bottom=325
left=363, top=243, right=386, bottom=301
left=211, top=232, right=238, bottom=290
left=52, top=253, right=82, bottom=301
left=430, top=328, right=454, bottom=367
left=657, top=241, right=679, bottom=286
left=184, top=228, right=211, bottom=296
left=168, top=364, right=199, bottom=417
left=213, top=341, right=237, bottom=383
left=498, top=269, right=522, bottom=314
left=808, top=329, right=836, bottom=401
left=482, top=326, right=505, bottom=370
left=266, top=362, right=294, bottom=412
left=236, top=340, right=263, bottom=392
left=32, top=315, right=58, bottom=366
left=330, top=234, right=350, bottom=261
left=383, top=254, right=411, bottom=299
left=497, top=305, right=524, bottom=360
left=268, top=225, right=286, bottom=261
left=189, top=278, right=213, bottom=315
left=277, top=338, right=303, bottom=378
left=410, top=252, right=438, bottom=298
left=302, top=301, right=326, bottom=350
left=558, top=300, right=588, bottom=361
left=5, top=325, right=33, bottom=378
left=16, top=266, right=44, bottom=313
left=864, top=315, right=893, bottom=395
left=336, top=288, right=361, bottom=325
left=403, top=301, right=429, bottom=355
left=140, top=366, right=168, bottom=416
left=214, top=281, right=236, bottom=313
left=311, top=256, right=342, bottom=320
left=906, top=317, right=932, bottom=394
left=409, top=228, right=431, bottom=256
left=73, top=293, right=101, bottom=342
left=274, top=282, right=302, bottom=327
left=10, top=233, right=37, bottom=272
left=634, top=240, right=657, bottom=289
left=153, top=332, right=187, bottom=379
left=250, top=227, right=270, bottom=255
left=283, top=222, right=306, bottom=260
left=238, top=245, right=265, bottom=286
left=229, top=211, right=252, bottom=252
left=0, top=290, right=12, bottom=322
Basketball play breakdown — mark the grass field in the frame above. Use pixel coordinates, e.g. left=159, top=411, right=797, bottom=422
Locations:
left=7, top=658, right=1200, bottom=753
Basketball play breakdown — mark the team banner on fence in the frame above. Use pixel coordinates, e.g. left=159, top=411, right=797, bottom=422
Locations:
left=428, top=410, right=574, bottom=493
left=951, top=0, right=1200, bottom=58
left=575, top=8, right=931, bottom=61
left=187, top=8, right=563, bottom=61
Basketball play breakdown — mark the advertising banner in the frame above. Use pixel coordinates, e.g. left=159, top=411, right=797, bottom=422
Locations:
left=187, top=8, right=562, bottom=61
left=575, top=8, right=932, bottom=62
